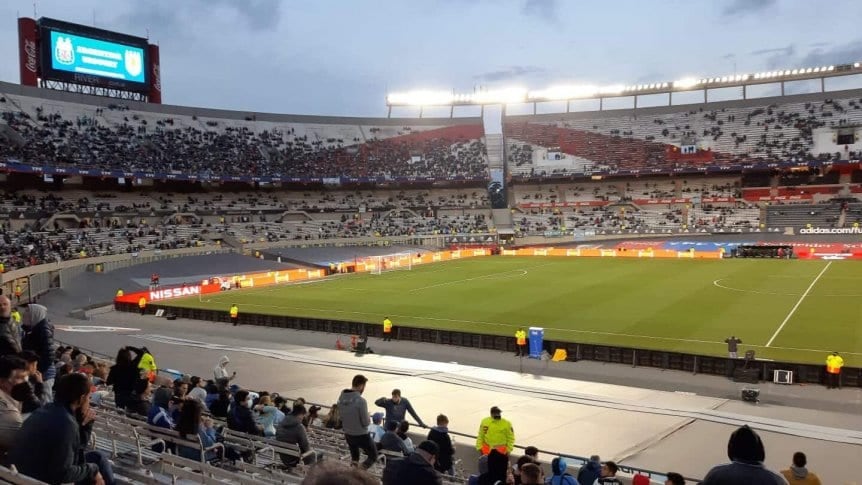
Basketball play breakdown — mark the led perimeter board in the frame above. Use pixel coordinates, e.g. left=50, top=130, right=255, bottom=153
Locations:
left=37, top=17, right=150, bottom=93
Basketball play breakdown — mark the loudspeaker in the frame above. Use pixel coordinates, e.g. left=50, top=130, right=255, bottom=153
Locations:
left=166, top=313, right=177, bottom=321
left=741, top=388, right=760, bottom=403
left=733, top=367, right=760, bottom=383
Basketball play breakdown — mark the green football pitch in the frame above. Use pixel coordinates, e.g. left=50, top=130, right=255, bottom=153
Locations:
left=169, top=256, right=862, bottom=366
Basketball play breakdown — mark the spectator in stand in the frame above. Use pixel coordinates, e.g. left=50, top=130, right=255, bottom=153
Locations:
left=228, top=389, right=262, bottom=435
left=426, top=414, right=455, bottom=475
left=176, top=399, right=221, bottom=463
left=397, top=420, right=415, bottom=453
left=632, top=475, right=650, bottom=485
left=476, top=406, right=514, bottom=456
left=18, top=350, right=50, bottom=413
left=0, top=355, right=28, bottom=455
left=547, top=457, right=578, bottom=485
left=337, top=374, right=377, bottom=469
left=702, top=425, right=786, bottom=485
left=514, top=446, right=539, bottom=485
left=368, top=412, right=385, bottom=444
left=125, top=378, right=152, bottom=417
left=393, top=440, right=443, bottom=485
left=375, top=388, right=426, bottom=428
left=478, top=449, right=513, bottom=485
left=780, top=452, right=821, bottom=485
left=519, top=463, right=544, bottom=485
left=209, top=388, right=231, bottom=418
left=381, top=420, right=410, bottom=455
left=577, top=455, right=602, bottom=485
left=187, top=376, right=208, bottom=408
left=664, top=473, right=685, bottom=485
left=173, top=379, right=189, bottom=399
left=148, top=387, right=177, bottom=429
left=0, top=296, right=21, bottom=357
left=275, top=404, right=322, bottom=468
left=21, top=304, right=56, bottom=394
left=323, top=403, right=342, bottom=429
left=595, top=461, right=622, bottom=485
left=306, top=404, right=323, bottom=428
left=254, top=394, right=283, bottom=437
left=9, top=373, right=115, bottom=485
left=213, top=355, right=236, bottom=384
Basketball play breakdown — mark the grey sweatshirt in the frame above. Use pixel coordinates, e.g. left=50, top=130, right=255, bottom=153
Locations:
left=337, top=389, right=370, bottom=436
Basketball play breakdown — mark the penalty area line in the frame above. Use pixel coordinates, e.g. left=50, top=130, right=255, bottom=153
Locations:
left=765, top=261, right=832, bottom=348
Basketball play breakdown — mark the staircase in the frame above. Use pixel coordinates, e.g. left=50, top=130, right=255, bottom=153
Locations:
left=491, top=208, right=513, bottom=233
left=484, top=133, right=504, bottom=170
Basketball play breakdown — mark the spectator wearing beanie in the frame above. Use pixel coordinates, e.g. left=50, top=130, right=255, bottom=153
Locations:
left=393, top=440, right=442, bottom=485
left=702, top=425, right=787, bottom=484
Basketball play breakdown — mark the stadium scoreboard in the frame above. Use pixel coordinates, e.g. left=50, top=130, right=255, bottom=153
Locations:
left=18, top=16, right=162, bottom=102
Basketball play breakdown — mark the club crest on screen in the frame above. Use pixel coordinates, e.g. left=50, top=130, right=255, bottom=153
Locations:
left=125, top=50, right=142, bottom=78
left=54, top=36, right=74, bottom=65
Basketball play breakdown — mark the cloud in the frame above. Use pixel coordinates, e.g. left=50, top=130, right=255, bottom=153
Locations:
left=209, top=0, right=281, bottom=30
left=522, top=0, right=558, bottom=21
left=473, top=65, right=546, bottom=82
left=801, top=40, right=862, bottom=67
left=750, top=45, right=795, bottom=57
left=117, top=0, right=281, bottom=38
left=723, top=0, right=776, bottom=17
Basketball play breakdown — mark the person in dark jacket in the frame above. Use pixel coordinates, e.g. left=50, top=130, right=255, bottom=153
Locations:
left=8, top=373, right=115, bottom=485
left=0, top=296, right=21, bottom=357
left=426, top=414, right=455, bottom=475
left=18, top=350, right=50, bottom=414
left=21, top=304, right=56, bottom=392
left=577, top=455, right=602, bottom=485
left=208, top=389, right=231, bottom=418
left=275, top=404, right=321, bottom=468
left=392, top=440, right=442, bottom=485
left=227, top=390, right=261, bottom=435
left=380, top=420, right=410, bottom=455
left=702, top=425, right=786, bottom=485
left=375, top=388, right=426, bottom=428
left=106, top=346, right=144, bottom=409
left=124, top=379, right=152, bottom=417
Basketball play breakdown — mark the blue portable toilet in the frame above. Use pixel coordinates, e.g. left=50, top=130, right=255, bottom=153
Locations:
left=528, top=327, right=544, bottom=358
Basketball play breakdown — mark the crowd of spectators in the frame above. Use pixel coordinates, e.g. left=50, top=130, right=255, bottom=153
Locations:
left=0, top=95, right=488, bottom=180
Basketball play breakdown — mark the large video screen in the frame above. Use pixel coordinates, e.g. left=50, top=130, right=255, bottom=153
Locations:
left=38, top=18, right=149, bottom=92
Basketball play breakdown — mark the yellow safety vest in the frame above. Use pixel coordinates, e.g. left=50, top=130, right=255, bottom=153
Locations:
left=230, top=306, right=239, bottom=318
left=138, top=297, right=147, bottom=308
left=383, top=318, right=392, bottom=332
left=14, top=286, right=21, bottom=296
left=826, top=355, right=844, bottom=374
left=476, top=416, right=515, bottom=455
left=10, top=311, right=20, bottom=325
left=116, top=289, right=124, bottom=297
left=515, top=330, right=526, bottom=346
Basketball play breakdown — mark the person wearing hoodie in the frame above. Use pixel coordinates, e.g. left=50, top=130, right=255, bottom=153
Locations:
left=337, top=374, right=378, bottom=469
left=426, top=414, right=455, bottom=475
left=213, top=355, right=236, bottom=384
left=547, top=457, right=578, bottom=485
left=393, top=440, right=443, bottom=485
left=577, top=455, right=602, bottom=485
left=275, top=404, right=321, bottom=468
left=106, top=346, right=144, bottom=409
left=0, top=296, right=21, bottom=358
left=21, top=304, right=56, bottom=394
left=702, top=425, right=787, bottom=485
left=228, top=390, right=262, bottom=435
left=780, top=452, right=821, bottom=485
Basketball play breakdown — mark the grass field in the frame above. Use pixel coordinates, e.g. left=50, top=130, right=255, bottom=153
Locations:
left=169, top=256, right=862, bottom=366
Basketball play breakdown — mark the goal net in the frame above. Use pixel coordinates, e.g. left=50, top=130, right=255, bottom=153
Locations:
left=370, top=252, right=414, bottom=275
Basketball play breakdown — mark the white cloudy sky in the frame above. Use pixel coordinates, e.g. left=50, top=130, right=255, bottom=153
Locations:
left=1, top=0, right=861, bottom=118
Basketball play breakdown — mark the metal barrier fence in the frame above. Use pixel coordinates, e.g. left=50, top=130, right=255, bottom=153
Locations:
left=116, top=303, right=861, bottom=389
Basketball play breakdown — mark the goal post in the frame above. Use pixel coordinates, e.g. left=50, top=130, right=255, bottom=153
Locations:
left=370, top=252, right=414, bottom=275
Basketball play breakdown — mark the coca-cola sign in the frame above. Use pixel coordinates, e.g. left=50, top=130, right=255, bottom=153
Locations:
left=23, top=39, right=37, bottom=73
left=152, top=62, right=161, bottom=93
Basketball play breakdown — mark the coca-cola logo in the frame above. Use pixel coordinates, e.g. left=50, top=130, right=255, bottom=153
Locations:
left=152, top=63, right=161, bottom=92
left=23, top=39, right=37, bottom=73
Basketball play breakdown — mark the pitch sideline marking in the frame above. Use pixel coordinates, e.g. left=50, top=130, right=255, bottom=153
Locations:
left=765, top=261, right=833, bottom=348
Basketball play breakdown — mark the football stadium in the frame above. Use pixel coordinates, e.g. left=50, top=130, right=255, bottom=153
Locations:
left=1, top=3, right=862, bottom=485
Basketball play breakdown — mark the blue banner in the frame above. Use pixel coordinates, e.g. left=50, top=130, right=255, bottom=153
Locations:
left=50, top=30, right=146, bottom=84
